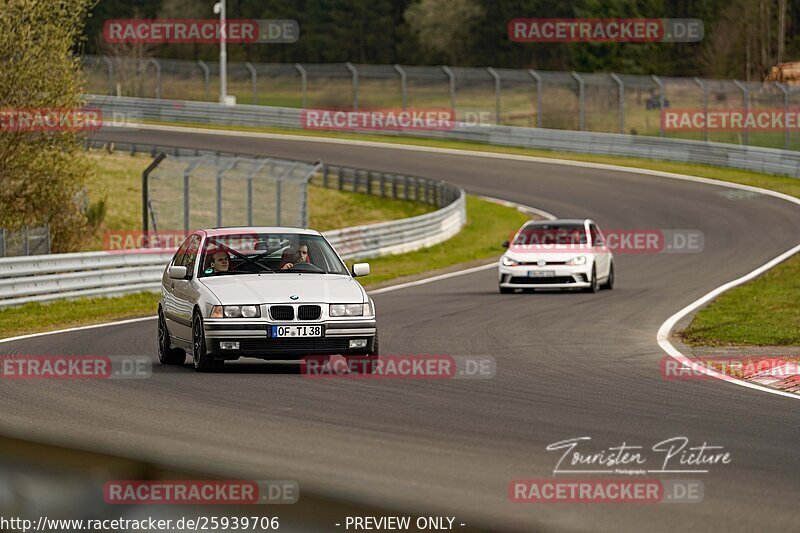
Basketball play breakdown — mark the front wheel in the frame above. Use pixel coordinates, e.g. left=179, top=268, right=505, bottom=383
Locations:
left=602, top=262, right=615, bottom=290
left=158, top=310, right=186, bottom=365
left=583, top=266, right=599, bottom=293
left=192, top=311, right=224, bottom=372
left=499, top=285, right=514, bottom=294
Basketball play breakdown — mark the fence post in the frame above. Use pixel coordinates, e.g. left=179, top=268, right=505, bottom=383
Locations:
left=394, top=64, right=407, bottom=110
left=345, top=62, right=359, bottom=110
left=100, top=56, right=114, bottom=95
left=528, top=69, right=542, bottom=128
left=142, top=152, right=166, bottom=233
left=733, top=80, right=749, bottom=145
left=442, top=66, right=456, bottom=112
left=571, top=71, right=585, bottom=131
left=197, top=61, right=210, bottom=101
left=487, top=67, right=501, bottom=124
left=245, top=62, right=257, bottom=104
left=145, top=58, right=161, bottom=99
left=338, top=167, right=344, bottom=191
left=22, top=226, right=29, bottom=256
left=692, top=77, right=708, bottom=142
left=651, top=74, right=664, bottom=137
left=323, top=166, right=329, bottom=188
left=183, top=168, right=190, bottom=232
left=610, top=73, right=624, bottom=134
left=247, top=176, right=253, bottom=225
left=276, top=180, right=281, bottom=225
left=775, top=82, right=789, bottom=149
left=216, top=168, right=223, bottom=227
left=295, top=63, right=308, bottom=108
left=0, top=228, right=5, bottom=258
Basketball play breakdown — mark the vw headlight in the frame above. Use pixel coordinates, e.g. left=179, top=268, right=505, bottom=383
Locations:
left=566, top=255, right=587, bottom=266
left=502, top=256, right=520, bottom=266
left=211, top=305, right=261, bottom=318
left=330, top=303, right=364, bottom=317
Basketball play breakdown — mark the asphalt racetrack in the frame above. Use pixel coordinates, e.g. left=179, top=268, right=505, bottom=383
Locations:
left=3, top=127, right=800, bottom=532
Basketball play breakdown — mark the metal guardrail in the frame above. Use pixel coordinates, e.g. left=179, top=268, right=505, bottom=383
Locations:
left=88, top=95, right=800, bottom=179
left=0, top=145, right=465, bottom=308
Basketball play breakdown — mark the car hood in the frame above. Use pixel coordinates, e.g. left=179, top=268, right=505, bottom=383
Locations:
left=199, top=274, right=366, bottom=304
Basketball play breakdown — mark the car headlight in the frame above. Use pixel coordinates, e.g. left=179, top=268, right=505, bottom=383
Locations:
left=502, top=256, right=520, bottom=266
left=329, top=303, right=364, bottom=317
left=211, top=305, right=261, bottom=318
left=566, top=255, right=587, bottom=266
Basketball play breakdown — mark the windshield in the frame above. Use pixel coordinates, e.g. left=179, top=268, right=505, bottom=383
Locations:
left=513, top=223, right=588, bottom=246
left=198, top=232, right=349, bottom=277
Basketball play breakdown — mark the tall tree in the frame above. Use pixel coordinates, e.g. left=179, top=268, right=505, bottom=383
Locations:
left=0, top=0, right=97, bottom=251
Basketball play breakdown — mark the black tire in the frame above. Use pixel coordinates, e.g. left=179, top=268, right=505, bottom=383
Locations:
left=158, top=309, right=186, bottom=365
left=602, top=262, right=615, bottom=290
left=192, top=311, right=224, bottom=372
left=583, top=266, right=599, bottom=293
left=346, top=332, right=379, bottom=374
left=499, top=286, right=514, bottom=294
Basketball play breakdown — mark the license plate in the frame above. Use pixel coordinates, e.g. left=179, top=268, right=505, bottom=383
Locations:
left=528, top=270, right=555, bottom=278
left=271, top=325, right=323, bottom=338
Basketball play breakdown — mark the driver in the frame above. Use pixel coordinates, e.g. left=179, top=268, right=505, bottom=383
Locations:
left=209, top=249, right=230, bottom=273
left=280, top=244, right=310, bottom=270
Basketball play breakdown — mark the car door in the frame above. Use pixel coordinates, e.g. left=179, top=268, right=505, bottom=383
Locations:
left=162, top=236, right=192, bottom=339
left=589, top=223, right=611, bottom=279
left=171, top=234, right=202, bottom=341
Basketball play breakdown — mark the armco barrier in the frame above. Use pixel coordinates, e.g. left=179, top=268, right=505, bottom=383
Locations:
left=87, top=94, right=800, bottom=179
left=0, top=187, right=465, bottom=309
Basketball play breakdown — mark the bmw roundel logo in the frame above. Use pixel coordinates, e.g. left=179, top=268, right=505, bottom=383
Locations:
left=290, top=294, right=299, bottom=300
left=537, top=259, right=546, bottom=267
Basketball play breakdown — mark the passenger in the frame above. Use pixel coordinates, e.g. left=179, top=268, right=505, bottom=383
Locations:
left=209, top=250, right=230, bottom=273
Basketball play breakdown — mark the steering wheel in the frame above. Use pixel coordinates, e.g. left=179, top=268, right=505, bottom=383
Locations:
left=290, top=262, right=324, bottom=273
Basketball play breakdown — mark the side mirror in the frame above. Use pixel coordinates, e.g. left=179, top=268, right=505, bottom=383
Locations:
left=352, top=263, right=370, bottom=277
left=168, top=265, right=188, bottom=279
left=502, top=240, right=510, bottom=249
left=594, top=238, right=605, bottom=247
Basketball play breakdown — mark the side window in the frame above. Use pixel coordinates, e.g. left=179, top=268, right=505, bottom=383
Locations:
left=172, top=236, right=192, bottom=266
left=181, top=236, right=201, bottom=276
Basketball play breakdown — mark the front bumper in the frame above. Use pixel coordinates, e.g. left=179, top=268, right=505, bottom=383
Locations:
left=498, top=264, right=592, bottom=289
left=203, top=319, right=377, bottom=360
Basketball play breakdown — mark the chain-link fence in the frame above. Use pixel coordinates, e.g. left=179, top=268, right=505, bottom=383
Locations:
left=144, top=153, right=319, bottom=234
left=83, top=55, right=800, bottom=151
left=0, top=226, right=51, bottom=257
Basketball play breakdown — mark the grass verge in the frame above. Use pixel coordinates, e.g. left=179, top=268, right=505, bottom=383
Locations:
left=679, top=254, right=800, bottom=346
left=0, top=195, right=526, bottom=339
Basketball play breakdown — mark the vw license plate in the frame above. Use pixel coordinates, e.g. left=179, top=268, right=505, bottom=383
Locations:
left=271, top=325, right=323, bottom=338
left=528, top=270, right=555, bottom=278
